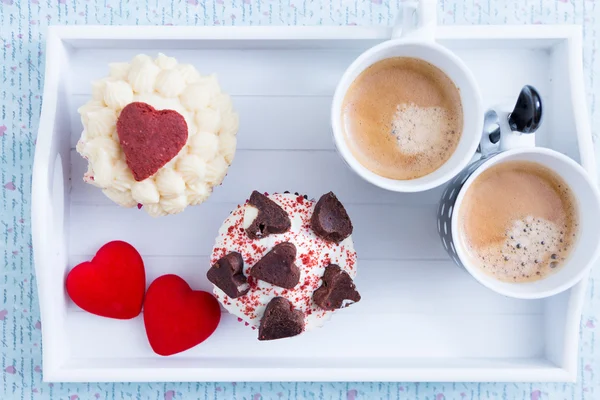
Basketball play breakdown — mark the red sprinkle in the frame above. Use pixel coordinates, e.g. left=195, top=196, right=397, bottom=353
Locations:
left=300, top=254, right=311, bottom=266
left=247, top=275, right=258, bottom=289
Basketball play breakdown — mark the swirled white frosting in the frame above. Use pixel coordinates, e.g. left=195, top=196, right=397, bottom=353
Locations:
left=77, top=53, right=239, bottom=216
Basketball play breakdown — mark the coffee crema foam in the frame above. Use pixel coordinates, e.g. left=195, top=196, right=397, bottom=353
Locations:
left=393, top=103, right=452, bottom=155
left=341, top=57, right=463, bottom=180
left=459, top=161, right=579, bottom=283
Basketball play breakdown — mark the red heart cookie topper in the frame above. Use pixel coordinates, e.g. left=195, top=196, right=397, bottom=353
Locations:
left=117, top=102, right=188, bottom=181
left=66, top=241, right=145, bottom=319
left=143, top=274, right=221, bottom=356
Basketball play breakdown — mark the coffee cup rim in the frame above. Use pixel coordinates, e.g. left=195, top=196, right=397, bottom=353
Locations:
left=450, top=147, right=600, bottom=299
left=331, top=38, right=484, bottom=192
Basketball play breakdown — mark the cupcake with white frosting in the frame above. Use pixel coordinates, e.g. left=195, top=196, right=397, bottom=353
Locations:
left=207, top=191, right=362, bottom=341
left=76, top=53, right=239, bottom=217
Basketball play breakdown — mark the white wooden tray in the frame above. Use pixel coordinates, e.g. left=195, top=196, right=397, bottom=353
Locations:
left=32, top=25, right=594, bottom=382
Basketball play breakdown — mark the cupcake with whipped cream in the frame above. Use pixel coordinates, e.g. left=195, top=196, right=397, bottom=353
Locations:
left=76, top=53, right=238, bottom=217
left=207, top=191, right=361, bottom=341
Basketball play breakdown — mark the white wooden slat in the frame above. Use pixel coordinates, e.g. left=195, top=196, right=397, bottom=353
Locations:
left=65, top=311, right=544, bottom=360
left=68, top=47, right=552, bottom=98
left=69, top=201, right=445, bottom=259
left=69, top=48, right=359, bottom=96
left=67, top=48, right=553, bottom=153
left=69, top=94, right=335, bottom=150
left=65, top=256, right=543, bottom=316
left=69, top=149, right=445, bottom=206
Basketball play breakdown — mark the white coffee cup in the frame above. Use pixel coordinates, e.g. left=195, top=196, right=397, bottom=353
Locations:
left=331, top=0, right=484, bottom=192
left=438, top=107, right=600, bottom=299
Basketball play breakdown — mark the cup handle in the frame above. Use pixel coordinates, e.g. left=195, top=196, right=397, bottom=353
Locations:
left=391, top=0, right=437, bottom=42
left=496, top=109, right=536, bottom=151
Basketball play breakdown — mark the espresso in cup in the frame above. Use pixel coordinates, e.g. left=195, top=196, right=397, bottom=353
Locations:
left=341, top=57, right=463, bottom=180
left=458, top=160, right=579, bottom=283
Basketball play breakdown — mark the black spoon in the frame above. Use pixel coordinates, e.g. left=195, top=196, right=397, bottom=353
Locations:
left=488, top=85, right=543, bottom=145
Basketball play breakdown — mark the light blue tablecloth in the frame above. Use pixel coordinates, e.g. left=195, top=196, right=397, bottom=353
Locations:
left=1, top=0, right=598, bottom=399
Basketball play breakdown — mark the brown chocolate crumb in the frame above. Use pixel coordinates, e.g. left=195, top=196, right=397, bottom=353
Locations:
left=258, top=297, right=304, bottom=341
left=250, top=242, right=300, bottom=289
left=245, top=191, right=291, bottom=239
left=313, top=264, right=361, bottom=310
left=310, top=192, right=353, bottom=244
left=206, top=252, right=249, bottom=298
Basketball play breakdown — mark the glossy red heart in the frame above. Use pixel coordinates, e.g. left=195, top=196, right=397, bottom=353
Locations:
left=117, top=102, right=188, bottom=181
left=143, top=274, right=221, bottom=356
left=66, top=241, right=145, bottom=319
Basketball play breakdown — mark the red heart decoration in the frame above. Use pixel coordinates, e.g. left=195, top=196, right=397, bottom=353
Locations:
left=66, top=241, right=145, bottom=319
left=117, top=102, right=188, bottom=181
left=143, top=274, right=221, bottom=356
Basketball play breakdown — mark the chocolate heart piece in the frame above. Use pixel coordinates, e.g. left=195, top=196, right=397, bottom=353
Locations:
left=244, top=191, right=291, bottom=239
left=250, top=242, right=300, bottom=289
left=310, top=192, right=353, bottom=243
left=206, top=252, right=249, bottom=299
left=117, top=102, right=188, bottom=181
left=258, top=297, right=305, bottom=341
left=313, top=264, right=361, bottom=310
